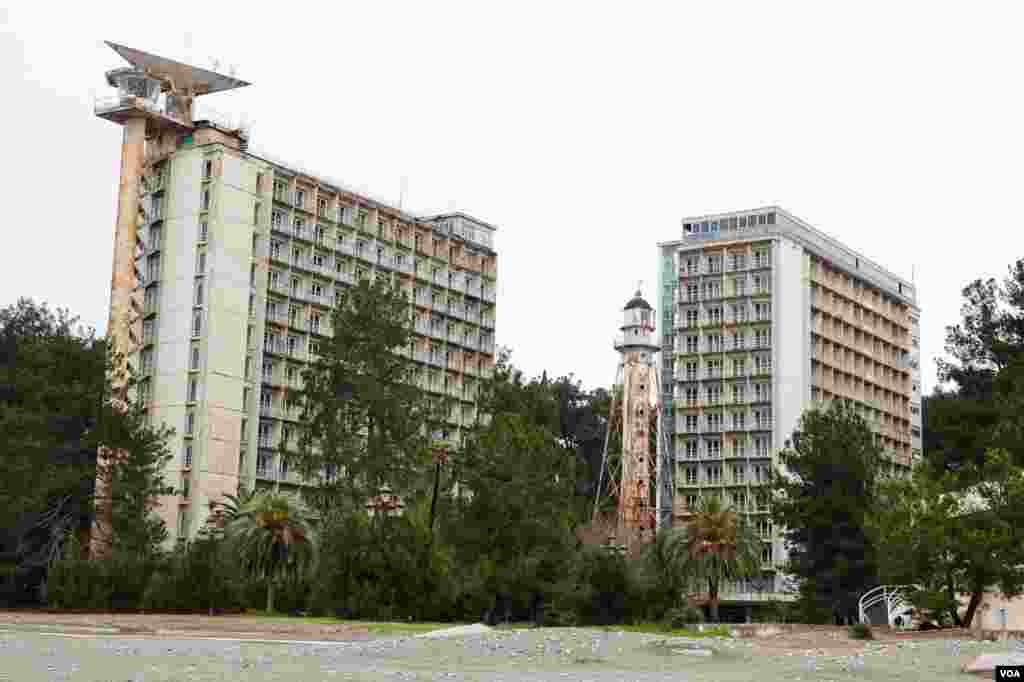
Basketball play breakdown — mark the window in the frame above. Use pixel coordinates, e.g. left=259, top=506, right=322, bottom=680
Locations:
left=761, top=544, right=773, bottom=565
left=187, top=377, right=198, bottom=402
left=684, top=415, right=698, bottom=432
left=732, top=411, right=745, bottom=430
left=685, top=361, right=697, bottom=381
left=185, top=411, right=195, bottom=435
left=182, top=475, right=190, bottom=499
left=685, top=309, right=698, bottom=327
left=183, top=444, right=193, bottom=468
left=203, top=159, right=213, bottom=179
left=201, top=188, right=211, bottom=211
left=705, top=465, right=722, bottom=484
left=196, top=250, right=206, bottom=274
left=146, top=255, right=160, bottom=282
left=295, top=189, right=305, bottom=208
left=142, top=319, right=155, bottom=343
left=194, top=280, right=204, bottom=306
left=707, top=439, right=721, bottom=458
left=685, top=335, right=698, bottom=353
left=190, top=345, right=200, bottom=370
left=733, top=464, right=745, bottom=484
left=685, top=440, right=698, bottom=459
left=757, top=519, right=773, bottom=540
left=685, top=467, right=697, bottom=485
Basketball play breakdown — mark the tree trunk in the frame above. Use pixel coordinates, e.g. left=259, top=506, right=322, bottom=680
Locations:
left=946, top=574, right=964, bottom=627
left=708, top=578, right=719, bottom=623
left=962, top=590, right=983, bottom=629
left=266, top=579, right=275, bottom=614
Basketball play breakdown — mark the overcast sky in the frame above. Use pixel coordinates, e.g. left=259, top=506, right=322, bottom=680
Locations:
left=3, top=2, right=1023, bottom=396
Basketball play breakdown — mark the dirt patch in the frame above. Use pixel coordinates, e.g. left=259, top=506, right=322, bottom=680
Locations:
left=741, top=624, right=977, bottom=657
left=0, top=611, right=372, bottom=641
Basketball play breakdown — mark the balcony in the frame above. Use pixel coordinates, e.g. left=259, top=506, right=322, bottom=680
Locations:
left=414, top=349, right=430, bottom=364
left=414, top=293, right=432, bottom=308
left=428, top=354, right=445, bottom=368
left=482, top=288, right=496, bottom=303
left=449, top=274, right=466, bottom=294
left=432, top=270, right=449, bottom=288
left=414, top=319, right=431, bottom=336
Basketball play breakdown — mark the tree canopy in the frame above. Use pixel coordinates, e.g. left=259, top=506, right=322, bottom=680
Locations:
left=770, top=402, right=882, bottom=624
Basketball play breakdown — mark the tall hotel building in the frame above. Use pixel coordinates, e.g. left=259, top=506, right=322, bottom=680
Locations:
left=657, top=207, right=921, bottom=608
left=132, top=127, right=497, bottom=542
left=94, top=44, right=497, bottom=546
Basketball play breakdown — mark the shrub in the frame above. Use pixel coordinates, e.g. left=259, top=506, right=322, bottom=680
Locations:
left=141, top=535, right=246, bottom=612
left=661, top=605, right=705, bottom=630
left=848, top=622, right=874, bottom=640
left=47, top=546, right=156, bottom=610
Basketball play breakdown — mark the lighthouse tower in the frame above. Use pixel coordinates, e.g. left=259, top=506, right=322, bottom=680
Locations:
left=612, top=290, right=660, bottom=540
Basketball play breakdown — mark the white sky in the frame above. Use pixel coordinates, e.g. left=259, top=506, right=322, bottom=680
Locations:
left=3, top=1, right=1023, bottom=396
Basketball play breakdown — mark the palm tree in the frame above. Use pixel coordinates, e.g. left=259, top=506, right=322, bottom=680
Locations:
left=204, top=487, right=256, bottom=539
left=667, top=494, right=763, bottom=622
left=226, top=490, right=318, bottom=613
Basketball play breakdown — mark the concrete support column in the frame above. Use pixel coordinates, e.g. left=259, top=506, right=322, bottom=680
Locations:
left=92, top=116, right=146, bottom=560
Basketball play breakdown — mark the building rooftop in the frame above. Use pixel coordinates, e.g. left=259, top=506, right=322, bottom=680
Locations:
left=658, top=206, right=917, bottom=307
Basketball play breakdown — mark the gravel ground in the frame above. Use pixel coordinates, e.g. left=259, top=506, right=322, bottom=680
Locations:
left=1, top=627, right=1020, bottom=682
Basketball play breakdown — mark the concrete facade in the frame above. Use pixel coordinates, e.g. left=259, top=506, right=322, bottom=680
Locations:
left=133, top=126, right=498, bottom=544
left=657, top=207, right=921, bottom=603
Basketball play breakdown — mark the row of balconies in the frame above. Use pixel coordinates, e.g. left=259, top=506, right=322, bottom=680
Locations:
left=674, top=339, right=773, bottom=354
left=270, top=213, right=495, bottom=278
left=673, top=366, right=773, bottom=382
left=673, top=312, right=772, bottom=330
left=810, top=270, right=913, bottom=327
left=677, top=474, right=773, bottom=490
left=675, top=420, right=775, bottom=435
left=677, top=256, right=772, bottom=278
left=675, top=451, right=772, bottom=463
left=675, top=286, right=772, bottom=305
left=811, top=348, right=911, bottom=396
left=672, top=395, right=772, bottom=409
left=812, top=320, right=911, bottom=376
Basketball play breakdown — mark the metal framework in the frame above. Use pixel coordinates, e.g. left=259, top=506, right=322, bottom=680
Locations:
left=592, top=353, right=676, bottom=542
left=859, top=584, right=916, bottom=627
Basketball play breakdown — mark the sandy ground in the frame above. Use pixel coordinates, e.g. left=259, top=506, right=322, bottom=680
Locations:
left=0, top=612, right=1018, bottom=681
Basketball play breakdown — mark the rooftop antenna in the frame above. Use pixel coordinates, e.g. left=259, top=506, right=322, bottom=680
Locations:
left=399, top=175, right=408, bottom=211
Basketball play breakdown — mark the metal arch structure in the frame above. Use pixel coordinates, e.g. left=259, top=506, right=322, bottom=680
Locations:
left=858, top=585, right=917, bottom=627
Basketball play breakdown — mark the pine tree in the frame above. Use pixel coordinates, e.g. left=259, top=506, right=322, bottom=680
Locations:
left=294, top=279, right=441, bottom=514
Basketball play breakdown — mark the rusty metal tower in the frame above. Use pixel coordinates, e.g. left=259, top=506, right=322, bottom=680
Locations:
left=593, top=289, right=672, bottom=547
left=91, top=42, right=249, bottom=556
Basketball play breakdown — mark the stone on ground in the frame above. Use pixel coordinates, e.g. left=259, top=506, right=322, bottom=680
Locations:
left=415, top=624, right=493, bottom=639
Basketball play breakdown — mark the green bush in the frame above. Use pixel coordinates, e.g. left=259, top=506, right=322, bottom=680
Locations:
left=661, top=605, right=705, bottom=630
left=141, top=536, right=246, bottom=613
left=848, top=622, right=874, bottom=640
left=47, top=535, right=157, bottom=610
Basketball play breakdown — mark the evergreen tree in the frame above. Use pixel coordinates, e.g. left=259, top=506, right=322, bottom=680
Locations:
left=295, top=279, right=440, bottom=514
left=770, top=402, right=882, bottom=624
